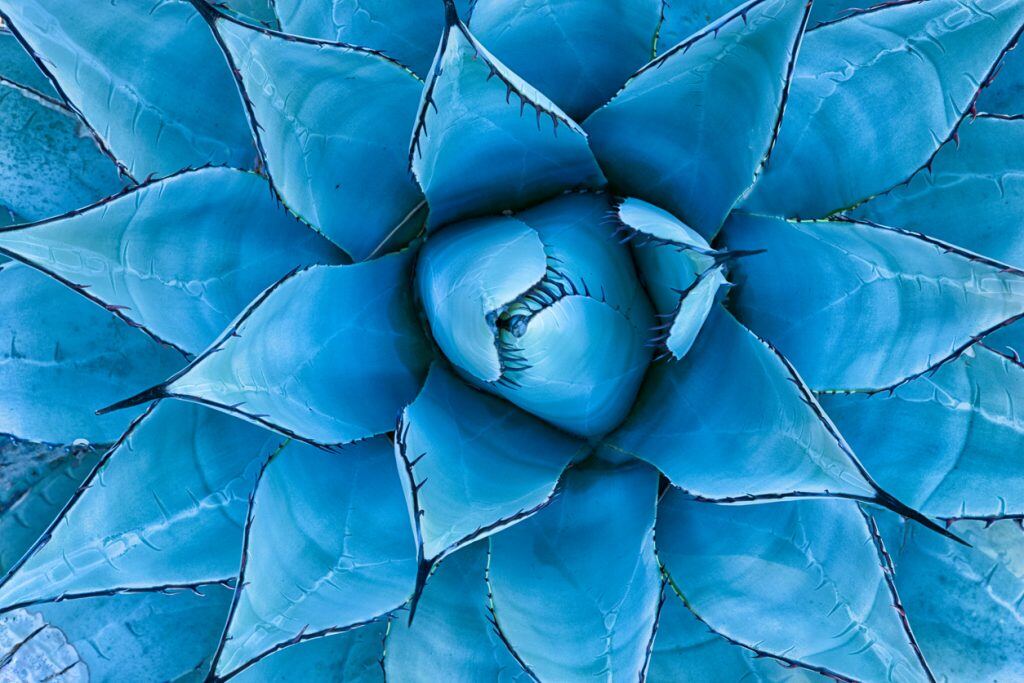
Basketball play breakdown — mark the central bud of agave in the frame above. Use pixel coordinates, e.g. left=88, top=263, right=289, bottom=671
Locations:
left=416, top=192, right=661, bottom=438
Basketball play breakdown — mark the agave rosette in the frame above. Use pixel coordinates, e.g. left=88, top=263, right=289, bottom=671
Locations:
left=0, top=0, right=1022, bottom=680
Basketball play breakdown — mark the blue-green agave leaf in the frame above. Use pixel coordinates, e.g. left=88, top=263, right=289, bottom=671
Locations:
left=0, top=81, right=124, bottom=223
left=0, top=30, right=57, bottom=98
left=212, top=437, right=415, bottom=679
left=106, top=250, right=433, bottom=448
left=585, top=0, right=810, bottom=238
left=0, top=607, right=83, bottom=681
left=487, top=461, right=661, bottom=682
left=854, top=115, right=1024, bottom=268
left=208, top=12, right=426, bottom=262
left=663, top=266, right=728, bottom=361
left=410, top=16, right=605, bottom=229
left=385, top=542, right=530, bottom=682
left=396, top=363, right=582, bottom=571
left=978, top=46, right=1024, bottom=113
left=820, top=346, right=1024, bottom=523
left=723, top=213, right=1024, bottom=392
left=743, top=0, right=1024, bottom=218
left=489, top=295, right=652, bottom=437
left=0, top=167, right=340, bottom=356
left=655, top=0, right=744, bottom=54
left=17, top=586, right=232, bottom=681
left=470, top=0, right=662, bottom=119
left=878, top=517, right=1024, bottom=681
left=274, top=0, right=473, bottom=77
left=0, top=263, right=183, bottom=444
left=233, top=622, right=385, bottom=683
left=658, top=494, right=934, bottom=682
left=0, top=442, right=101, bottom=577
left=416, top=216, right=548, bottom=384
left=221, top=0, right=279, bottom=28
left=603, top=307, right=878, bottom=501
left=0, top=0, right=253, bottom=180
left=0, top=401, right=280, bottom=614
left=648, top=588, right=816, bottom=682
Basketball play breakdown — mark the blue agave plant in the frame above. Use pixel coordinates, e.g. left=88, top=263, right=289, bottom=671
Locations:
left=0, top=0, right=1022, bottom=680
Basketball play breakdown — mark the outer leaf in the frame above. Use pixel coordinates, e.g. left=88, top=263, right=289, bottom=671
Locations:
left=0, top=82, right=124, bottom=222
left=649, top=591, right=816, bottom=682
left=0, top=402, right=280, bottom=613
left=470, top=0, right=662, bottom=119
left=108, top=250, right=433, bottom=448
left=0, top=30, right=57, bottom=97
left=881, top=518, right=1024, bottom=681
left=232, top=622, right=385, bottom=683
left=397, top=364, right=582, bottom=567
left=416, top=215, right=548, bottom=383
left=222, top=0, right=279, bottom=27
left=820, top=346, right=1024, bottom=522
left=0, top=167, right=341, bottom=355
left=723, top=213, right=1024, bottom=391
left=385, top=542, right=530, bottom=682
left=743, top=0, right=1024, bottom=218
left=0, top=263, right=183, bottom=444
left=410, top=18, right=605, bottom=229
left=585, top=0, right=810, bottom=238
left=213, top=437, right=416, bottom=679
left=0, top=0, right=253, bottom=179
left=655, top=0, right=744, bottom=53
left=854, top=115, right=1024, bottom=268
left=488, top=461, right=661, bottom=682
left=275, top=0, right=473, bottom=76
left=978, top=46, right=1024, bottom=113
left=0, top=442, right=100, bottom=576
left=24, top=587, right=232, bottom=682
left=603, top=307, right=879, bottom=501
left=658, top=494, right=932, bottom=682
left=210, top=12, right=426, bottom=262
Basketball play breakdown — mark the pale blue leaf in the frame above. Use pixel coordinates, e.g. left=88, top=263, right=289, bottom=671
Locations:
left=820, top=346, right=1024, bottom=522
left=978, top=47, right=1024, bottom=113
left=743, top=0, right=1024, bottom=218
left=664, top=267, right=727, bottom=361
left=410, top=19, right=605, bottom=228
left=211, top=13, right=426, bottom=262
left=854, top=115, right=1024, bottom=268
left=470, top=0, right=662, bottom=119
left=0, top=263, right=183, bottom=444
left=0, top=607, right=83, bottom=681
left=0, top=30, right=57, bottom=97
left=275, top=0, right=474, bottom=76
left=415, top=215, right=548, bottom=384
left=881, top=517, right=1024, bottom=681
left=233, top=622, right=385, bottom=683
left=0, top=0, right=253, bottom=179
left=0, top=401, right=280, bottom=613
left=213, top=437, right=415, bottom=679
left=488, top=461, right=661, bottom=682
left=488, top=294, right=652, bottom=437
left=396, top=363, right=583, bottom=566
left=0, top=167, right=340, bottom=355
left=385, top=542, right=530, bottom=682
left=585, top=0, right=810, bottom=237
left=0, top=442, right=100, bottom=576
left=23, top=586, right=232, bottom=682
left=649, top=591, right=816, bottom=682
left=603, top=307, right=879, bottom=502
left=113, top=250, right=433, bottom=448
left=723, top=213, right=1024, bottom=391
left=657, top=494, right=932, bottom=682
left=0, top=82, right=124, bottom=222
